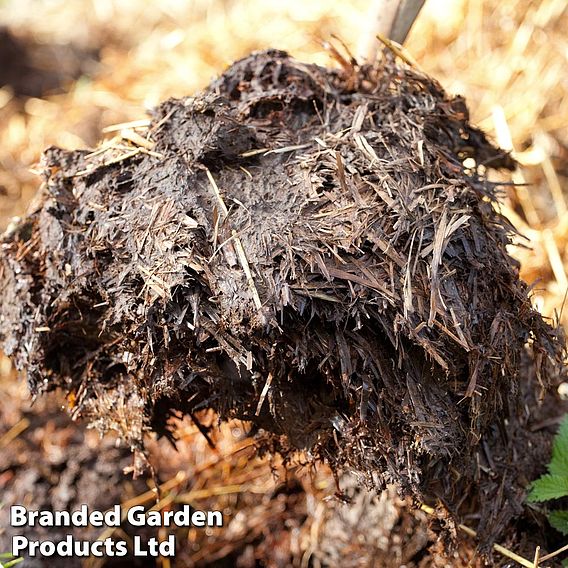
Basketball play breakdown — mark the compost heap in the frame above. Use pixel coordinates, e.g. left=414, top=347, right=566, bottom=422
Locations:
left=1, top=49, right=565, bottom=545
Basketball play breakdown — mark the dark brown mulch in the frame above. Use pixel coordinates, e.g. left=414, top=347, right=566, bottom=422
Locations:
left=0, top=48, right=565, bottom=555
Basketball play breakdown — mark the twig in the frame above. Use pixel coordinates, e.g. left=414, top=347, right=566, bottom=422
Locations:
left=205, top=168, right=263, bottom=311
left=539, top=542, right=568, bottom=563
left=120, top=128, right=155, bottom=150
left=375, top=32, right=420, bottom=68
left=255, top=373, right=273, bottom=416
left=0, top=418, right=30, bottom=448
left=533, top=546, right=541, bottom=567
left=232, top=230, right=263, bottom=310
left=205, top=168, right=229, bottom=217
left=102, top=119, right=151, bottom=133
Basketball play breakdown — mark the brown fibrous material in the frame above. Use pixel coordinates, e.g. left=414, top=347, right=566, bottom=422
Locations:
left=0, top=49, right=565, bottom=546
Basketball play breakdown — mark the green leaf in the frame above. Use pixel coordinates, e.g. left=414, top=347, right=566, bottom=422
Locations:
left=550, top=415, right=568, bottom=477
left=3, top=558, right=23, bottom=568
left=0, top=556, right=23, bottom=568
left=527, top=474, right=568, bottom=502
left=549, top=510, right=568, bottom=536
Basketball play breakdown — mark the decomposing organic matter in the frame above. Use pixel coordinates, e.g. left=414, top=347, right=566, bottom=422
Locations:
left=1, top=49, right=565, bottom=547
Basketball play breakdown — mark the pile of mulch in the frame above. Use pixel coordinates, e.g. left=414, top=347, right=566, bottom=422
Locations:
left=0, top=48, right=565, bottom=550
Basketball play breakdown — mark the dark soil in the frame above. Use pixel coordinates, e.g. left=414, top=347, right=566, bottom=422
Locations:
left=0, top=48, right=566, bottom=559
left=0, top=399, right=478, bottom=568
left=0, top=394, right=154, bottom=567
left=0, top=26, right=99, bottom=98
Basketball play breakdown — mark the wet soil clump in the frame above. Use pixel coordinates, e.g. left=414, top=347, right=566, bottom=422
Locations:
left=0, top=49, right=565, bottom=548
